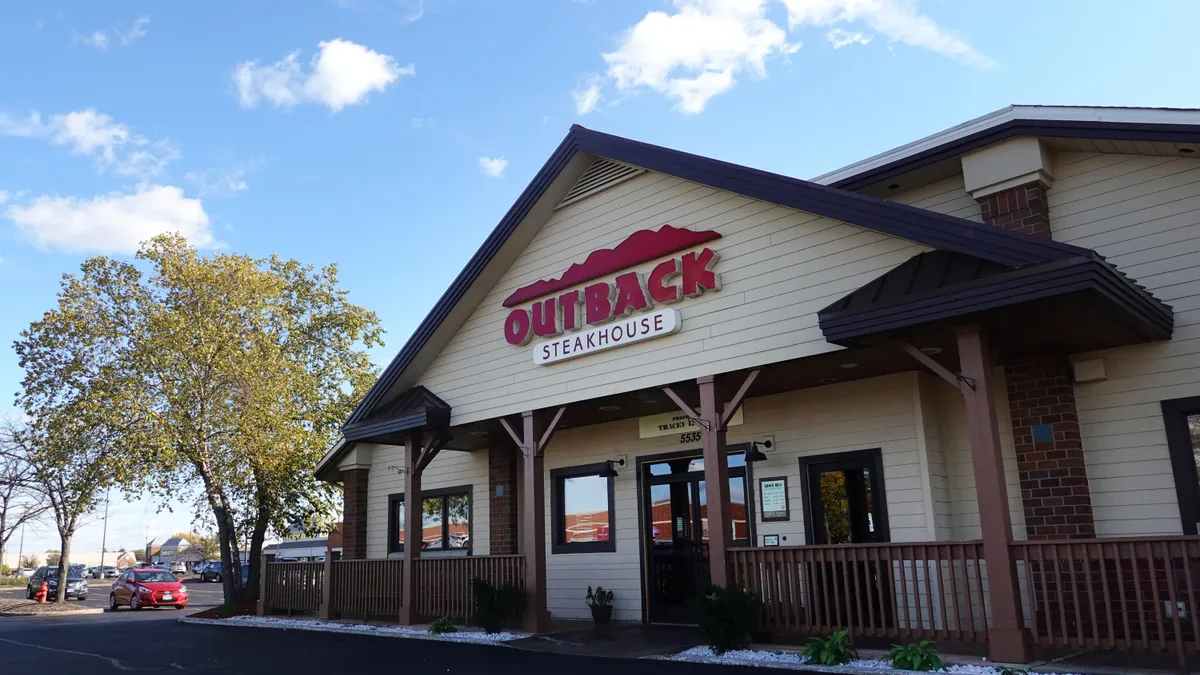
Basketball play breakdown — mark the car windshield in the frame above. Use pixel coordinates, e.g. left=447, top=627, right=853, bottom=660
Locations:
left=45, top=566, right=86, bottom=579
left=136, top=571, right=175, bottom=583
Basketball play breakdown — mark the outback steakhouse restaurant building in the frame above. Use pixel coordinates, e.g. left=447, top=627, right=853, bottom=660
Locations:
left=310, top=106, right=1200, bottom=665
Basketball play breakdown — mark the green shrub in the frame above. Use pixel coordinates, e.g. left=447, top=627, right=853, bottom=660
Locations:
left=801, top=629, right=857, bottom=666
left=471, top=578, right=525, bottom=634
left=429, top=616, right=458, bottom=635
left=585, top=585, right=613, bottom=607
left=888, top=641, right=944, bottom=672
left=692, top=585, right=761, bottom=654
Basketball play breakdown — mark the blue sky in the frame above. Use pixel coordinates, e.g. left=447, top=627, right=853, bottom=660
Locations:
left=3, top=0, right=1200, bottom=554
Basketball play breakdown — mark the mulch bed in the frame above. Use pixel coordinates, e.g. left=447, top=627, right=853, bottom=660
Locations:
left=0, top=598, right=96, bottom=614
left=188, top=601, right=258, bottom=619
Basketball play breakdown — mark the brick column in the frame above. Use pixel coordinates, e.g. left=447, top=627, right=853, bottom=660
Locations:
left=976, top=181, right=1096, bottom=540
left=489, top=445, right=519, bottom=555
left=341, top=468, right=370, bottom=560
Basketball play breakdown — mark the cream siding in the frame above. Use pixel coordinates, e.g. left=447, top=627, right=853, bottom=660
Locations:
left=543, top=372, right=930, bottom=621
left=416, top=170, right=929, bottom=427
left=886, top=174, right=983, bottom=222
left=1050, top=151, right=1200, bottom=536
left=358, top=443, right=492, bottom=560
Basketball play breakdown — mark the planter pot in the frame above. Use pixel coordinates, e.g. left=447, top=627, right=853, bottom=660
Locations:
left=589, top=604, right=613, bottom=624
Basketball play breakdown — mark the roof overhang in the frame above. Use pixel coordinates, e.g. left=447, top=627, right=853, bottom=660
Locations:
left=344, top=124, right=1100, bottom=430
left=819, top=253, right=1174, bottom=353
left=815, top=105, right=1200, bottom=191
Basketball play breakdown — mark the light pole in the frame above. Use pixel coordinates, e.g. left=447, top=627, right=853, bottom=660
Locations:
left=98, top=488, right=110, bottom=576
left=15, top=525, right=24, bottom=572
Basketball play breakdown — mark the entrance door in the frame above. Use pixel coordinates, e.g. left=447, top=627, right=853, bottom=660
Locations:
left=800, top=449, right=892, bottom=628
left=643, top=450, right=750, bottom=624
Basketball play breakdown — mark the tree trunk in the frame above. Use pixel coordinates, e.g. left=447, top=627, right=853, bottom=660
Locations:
left=242, top=490, right=270, bottom=603
left=213, top=503, right=241, bottom=605
left=55, top=528, right=72, bottom=603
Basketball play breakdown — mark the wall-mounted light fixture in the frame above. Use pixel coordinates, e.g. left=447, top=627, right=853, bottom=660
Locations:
left=746, top=440, right=771, bottom=463
left=599, top=457, right=626, bottom=478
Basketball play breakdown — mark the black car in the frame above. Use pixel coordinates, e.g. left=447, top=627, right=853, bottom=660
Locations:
left=26, top=565, right=89, bottom=601
left=199, top=561, right=248, bottom=584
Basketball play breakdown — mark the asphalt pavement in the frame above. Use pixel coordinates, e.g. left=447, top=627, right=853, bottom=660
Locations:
left=0, top=581, right=762, bottom=675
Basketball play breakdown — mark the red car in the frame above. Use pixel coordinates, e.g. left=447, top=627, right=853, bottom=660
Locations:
left=109, top=568, right=189, bottom=611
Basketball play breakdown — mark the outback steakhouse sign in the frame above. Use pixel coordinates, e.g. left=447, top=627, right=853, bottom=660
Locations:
left=502, top=225, right=723, bottom=365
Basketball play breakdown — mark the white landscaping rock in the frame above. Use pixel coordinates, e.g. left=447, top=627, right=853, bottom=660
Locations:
left=180, top=615, right=524, bottom=644
left=670, top=646, right=1070, bottom=675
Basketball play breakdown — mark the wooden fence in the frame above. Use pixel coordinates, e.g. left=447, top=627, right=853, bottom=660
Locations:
left=260, top=561, right=324, bottom=614
left=1012, top=536, right=1200, bottom=663
left=729, top=541, right=989, bottom=642
left=413, top=555, right=526, bottom=623
left=328, top=559, right=405, bottom=620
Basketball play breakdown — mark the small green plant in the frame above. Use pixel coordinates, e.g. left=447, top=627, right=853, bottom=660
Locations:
left=693, top=585, right=761, bottom=654
left=471, top=578, right=525, bottom=634
left=888, top=641, right=945, bottom=672
left=585, top=585, right=613, bottom=607
left=996, top=668, right=1029, bottom=675
left=429, top=616, right=458, bottom=635
left=801, top=629, right=857, bottom=666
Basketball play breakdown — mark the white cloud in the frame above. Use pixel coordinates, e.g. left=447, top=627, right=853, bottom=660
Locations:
left=826, top=27, right=871, bottom=48
left=234, top=39, right=413, bottom=113
left=478, top=157, right=508, bottom=178
left=601, top=0, right=797, bottom=115
left=572, top=75, right=603, bottom=115
left=118, top=16, right=149, bottom=45
left=0, top=109, right=178, bottom=180
left=575, top=0, right=992, bottom=114
left=76, top=30, right=109, bottom=49
left=185, top=161, right=261, bottom=197
left=6, top=185, right=216, bottom=255
left=780, top=0, right=994, bottom=68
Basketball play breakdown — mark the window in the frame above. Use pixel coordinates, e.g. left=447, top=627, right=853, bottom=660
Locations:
left=551, top=463, right=616, bottom=554
left=387, top=486, right=473, bottom=554
left=1162, top=397, right=1200, bottom=534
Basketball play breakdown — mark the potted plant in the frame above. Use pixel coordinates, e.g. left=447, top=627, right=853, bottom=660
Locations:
left=585, top=585, right=614, bottom=624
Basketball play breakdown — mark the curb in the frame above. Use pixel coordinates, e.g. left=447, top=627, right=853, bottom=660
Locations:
left=0, top=607, right=106, bottom=617
left=177, top=616, right=524, bottom=646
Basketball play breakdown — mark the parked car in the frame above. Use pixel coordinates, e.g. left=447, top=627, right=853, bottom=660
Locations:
left=91, top=565, right=119, bottom=579
left=199, top=561, right=248, bottom=584
left=17, top=568, right=35, bottom=578
left=26, top=565, right=89, bottom=601
left=170, top=561, right=187, bottom=575
left=109, top=569, right=188, bottom=611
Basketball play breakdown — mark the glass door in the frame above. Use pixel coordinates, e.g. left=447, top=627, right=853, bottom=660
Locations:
left=643, top=450, right=749, bottom=624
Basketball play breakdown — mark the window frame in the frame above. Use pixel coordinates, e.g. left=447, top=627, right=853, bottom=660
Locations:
left=386, top=485, right=474, bottom=555
left=550, top=462, right=617, bottom=555
left=1162, top=396, right=1200, bottom=535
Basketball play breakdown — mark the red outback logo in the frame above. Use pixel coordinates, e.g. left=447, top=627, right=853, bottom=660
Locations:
left=502, top=225, right=723, bottom=365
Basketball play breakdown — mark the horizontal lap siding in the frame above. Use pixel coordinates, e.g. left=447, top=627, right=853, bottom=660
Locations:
left=886, top=174, right=984, bottom=222
left=544, top=373, right=925, bottom=621
left=1050, top=151, right=1200, bottom=536
left=416, top=171, right=928, bottom=426
left=361, top=444, right=491, bottom=560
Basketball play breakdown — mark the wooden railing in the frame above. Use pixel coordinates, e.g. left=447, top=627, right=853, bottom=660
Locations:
left=261, top=561, right=324, bottom=614
left=329, top=559, right=404, bottom=620
left=413, top=555, right=525, bottom=623
left=730, top=542, right=988, bottom=642
left=1012, top=536, right=1200, bottom=661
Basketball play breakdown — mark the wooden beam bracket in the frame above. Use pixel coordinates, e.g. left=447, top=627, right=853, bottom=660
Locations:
left=662, top=386, right=708, bottom=430
left=897, top=342, right=975, bottom=393
left=721, top=369, right=760, bottom=429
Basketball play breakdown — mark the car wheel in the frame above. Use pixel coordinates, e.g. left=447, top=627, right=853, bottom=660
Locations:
left=174, top=605, right=185, bottom=610
left=130, top=595, right=141, bottom=611
left=25, top=587, right=32, bottom=600
left=109, top=594, right=119, bottom=611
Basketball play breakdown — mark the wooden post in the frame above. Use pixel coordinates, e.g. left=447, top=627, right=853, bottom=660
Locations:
left=698, top=376, right=733, bottom=588
left=256, top=553, right=275, bottom=616
left=399, top=430, right=423, bottom=625
left=663, top=370, right=758, bottom=590
left=956, top=325, right=1029, bottom=663
left=501, top=407, right=565, bottom=634
left=319, top=549, right=336, bottom=620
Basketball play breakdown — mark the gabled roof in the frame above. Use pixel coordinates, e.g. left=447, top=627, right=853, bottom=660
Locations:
left=815, top=105, right=1200, bottom=191
left=345, top=124, right=1099, bottom=427
left=343, top=385, right=450, bottom=442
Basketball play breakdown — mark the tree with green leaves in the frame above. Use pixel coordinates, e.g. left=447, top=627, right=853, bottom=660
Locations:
left=16, top=234, right=380, bottom=603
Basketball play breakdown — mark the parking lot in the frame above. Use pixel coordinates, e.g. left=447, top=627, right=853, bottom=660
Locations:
left=1, top=573, right=226, bottom=620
